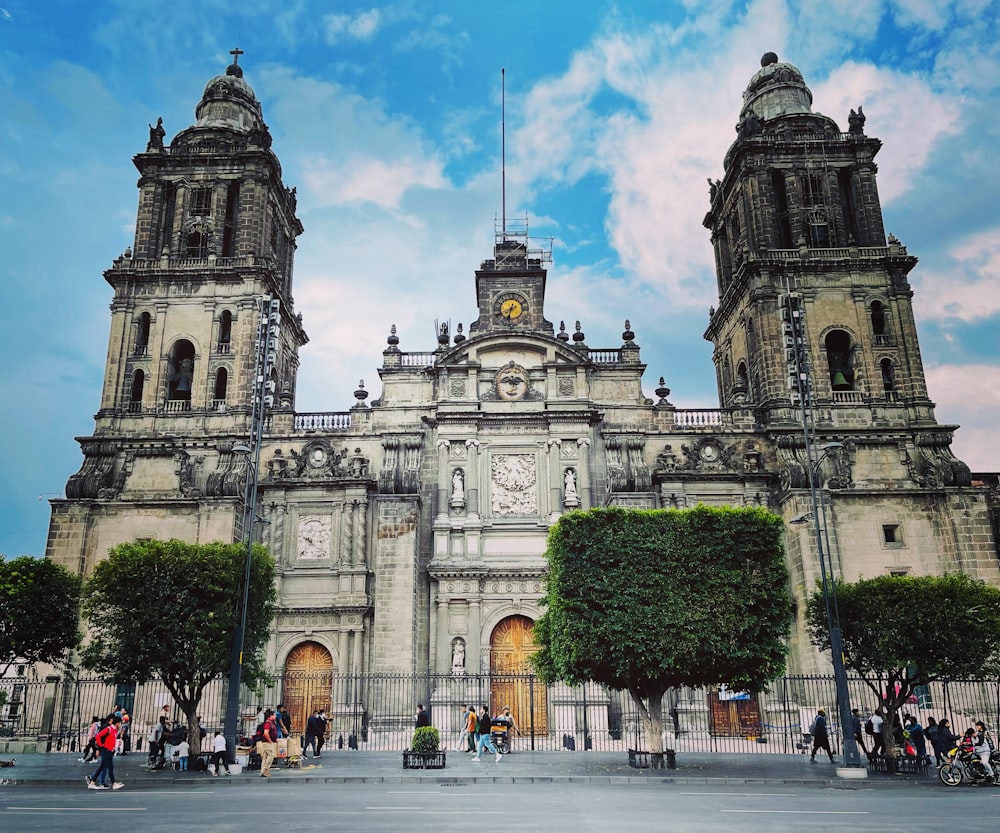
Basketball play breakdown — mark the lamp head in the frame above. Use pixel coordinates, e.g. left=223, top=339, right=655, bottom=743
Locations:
left=232, top=444, right=251, bottom=454
left=790, top=512, right=814, bottom=525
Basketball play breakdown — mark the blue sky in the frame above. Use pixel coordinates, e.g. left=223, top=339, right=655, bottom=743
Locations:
left=2, top=0, right=998, bottom=558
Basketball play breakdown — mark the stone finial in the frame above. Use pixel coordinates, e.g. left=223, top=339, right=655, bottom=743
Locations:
left=557, top=321, right=570, bottom=342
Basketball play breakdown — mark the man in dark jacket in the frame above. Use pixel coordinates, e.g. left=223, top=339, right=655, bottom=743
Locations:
left=810, top=708, right=835, bottom=763
left=415, top=704, right=430, bottom=728
left=304, top=710, right=325, bottom=758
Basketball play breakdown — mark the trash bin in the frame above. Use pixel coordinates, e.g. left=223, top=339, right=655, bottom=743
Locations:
left=665, top=749, right=676, bottom=769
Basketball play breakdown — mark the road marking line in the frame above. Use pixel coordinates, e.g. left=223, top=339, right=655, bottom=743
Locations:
left=680, top=792, right=793, bottom=796
left=7, top=807, right=146, bottom=812
left=721, top=810, right=868, bottom=814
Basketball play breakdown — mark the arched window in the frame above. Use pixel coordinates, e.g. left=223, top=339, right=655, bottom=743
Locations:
left=213, top=367, right=228, bottom=407
left=135, top=312, right=151, bottom=356
left=825, top=330, right=854, bottom=391
left=167, top=340, right=196, bottom=406
left=129, top=370, right=145, bottom=412
left=870, top=300, right=887, bottom=335
left=880, top=358, right=895, bottom=393
left=186, top=230, right=208, bottom=258
left=217, top=310, right=232, bottom=353
left=735, top=361, right=749, bottom=397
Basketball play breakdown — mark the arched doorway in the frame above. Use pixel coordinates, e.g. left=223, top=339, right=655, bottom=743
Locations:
left=490, top=615, right=548, bottom=736
left=283, top=641, right=334, bottom=735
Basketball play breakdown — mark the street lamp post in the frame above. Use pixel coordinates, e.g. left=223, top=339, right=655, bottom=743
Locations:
left=793, top=443, right=861, bottom=768
left=222, top=443, right=257, bottom=762
left=781, top=291, right=861, bottom=769
left=221, top=295, right=280, bottom=764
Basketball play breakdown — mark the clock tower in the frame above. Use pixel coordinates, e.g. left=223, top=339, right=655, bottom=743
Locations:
left=468, top=219, right=553, bottom=336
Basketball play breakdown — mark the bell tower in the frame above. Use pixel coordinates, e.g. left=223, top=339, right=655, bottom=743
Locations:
left=54, top=54, right=307, bottom=563
left=703, top=53, right=947, bottom=445
left=91, top=53, right=306, bottom=440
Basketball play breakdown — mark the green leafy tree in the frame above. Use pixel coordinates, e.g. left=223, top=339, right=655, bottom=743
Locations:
left=81, top=540, right=276, bottom=750
left=533, top=506, right=793, bottom=758
left=806, top=573, right=1000, bottom=754
left=0, top=556, right=82, bottom=679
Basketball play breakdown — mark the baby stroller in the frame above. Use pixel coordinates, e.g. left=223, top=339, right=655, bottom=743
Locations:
left=490, top=718, right=511, bottom=755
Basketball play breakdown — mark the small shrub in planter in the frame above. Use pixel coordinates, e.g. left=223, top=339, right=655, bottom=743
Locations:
left=411, top=727, right=440, bottom=754
left=403, top=727, right=446, bottom=769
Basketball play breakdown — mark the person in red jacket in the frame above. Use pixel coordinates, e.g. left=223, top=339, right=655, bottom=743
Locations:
left=87, top=715, right=124, bottom=790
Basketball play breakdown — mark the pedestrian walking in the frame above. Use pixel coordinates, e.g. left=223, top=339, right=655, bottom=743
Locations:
left=86, top=715, right=124, bottom=790
left=851, top=708, right=866, bottom=756
left=472, top=705, right=502, bottom=763
left=257, top=710, right=278, bottom=778
left=415, top=703, right=430, bottom=728
left=304, top=710, right=324, bottom=758
left=210, top=731, right=231, bottom=775
left=809, top=708, right=834, bottom=763
left=80, top=715, right=101, bottom=763
left=454, top=704, right=470, bottom=751
left=869, top=710, right=885, bottom=757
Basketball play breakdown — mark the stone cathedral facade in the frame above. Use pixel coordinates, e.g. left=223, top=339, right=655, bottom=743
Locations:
left=44, top=54, right=999, bottom=726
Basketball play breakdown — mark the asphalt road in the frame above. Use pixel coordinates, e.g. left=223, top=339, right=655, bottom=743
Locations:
left=2, top=781, right=999, bottom=833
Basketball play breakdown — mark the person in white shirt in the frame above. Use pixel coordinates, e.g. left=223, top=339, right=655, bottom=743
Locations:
left=210, top=732, right=231, bottom=775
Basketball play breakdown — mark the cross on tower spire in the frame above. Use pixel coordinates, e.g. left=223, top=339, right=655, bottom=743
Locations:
left=229, top=47, right=244, bottom=65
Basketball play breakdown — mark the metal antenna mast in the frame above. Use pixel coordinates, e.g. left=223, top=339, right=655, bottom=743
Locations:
left=502, top=67, right=506, bottom=239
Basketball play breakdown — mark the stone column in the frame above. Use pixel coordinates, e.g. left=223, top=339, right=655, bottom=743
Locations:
left=547, top=438, right=562, bottom=522
left=468, top=599, right=483, bottom=674
left=436, top=440, right=450, bottom=521
left=436, top=594, right=450, bottom=674
left=339, top=500, right=352, bottom=565
left=337, top=627, right=350, bottom=706
left=352, top=500, right=366, bottom=566
left=577, top=438, right=592, bottom=510
left=465, top=440, right=481, bottom=519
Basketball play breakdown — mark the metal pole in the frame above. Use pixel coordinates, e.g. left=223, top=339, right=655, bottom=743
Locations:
left=785, top=292, right=861, bottom=768
left=222, top=295, right=278, bottom=764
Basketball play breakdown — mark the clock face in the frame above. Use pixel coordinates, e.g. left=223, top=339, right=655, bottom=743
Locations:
left=495, top=292, right=528, bottom=324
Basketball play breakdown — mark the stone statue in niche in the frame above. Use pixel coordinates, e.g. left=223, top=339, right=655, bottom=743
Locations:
left=451, top=637, right=466, bottom=675
left=450, top=467, right=466, bottom=510
left=563, top=468, right=579, bottom=508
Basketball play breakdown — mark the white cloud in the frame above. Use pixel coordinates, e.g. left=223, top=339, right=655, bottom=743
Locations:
left=813, top=62, right=962, bottom=204
left=913, top=227, right=1000, bottom=321
left=925, top=363, right=1000, bottom=469
left=324, top=9, right=382, bottom=43
left=302, top=153, right=446, bottom=209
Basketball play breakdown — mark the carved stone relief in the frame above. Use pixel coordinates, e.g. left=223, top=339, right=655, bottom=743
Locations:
left=490, top=453, right=537, bottom=515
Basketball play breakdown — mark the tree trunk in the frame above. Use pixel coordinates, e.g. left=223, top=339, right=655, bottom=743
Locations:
left=630, top=687, right=667, bottom=756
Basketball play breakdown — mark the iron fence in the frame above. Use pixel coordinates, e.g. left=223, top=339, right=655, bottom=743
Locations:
left=4, top=672, right=998, bottom=756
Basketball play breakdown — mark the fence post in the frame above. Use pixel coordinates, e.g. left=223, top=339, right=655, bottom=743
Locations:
left=39, top=675, right=61, bottom=750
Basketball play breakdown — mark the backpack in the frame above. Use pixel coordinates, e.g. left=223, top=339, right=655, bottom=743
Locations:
left=864, top=719, right=874, bottom=735
left=251, top=722, right=265, bottom=744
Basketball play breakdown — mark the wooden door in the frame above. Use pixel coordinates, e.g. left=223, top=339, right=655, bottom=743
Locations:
left=708, top=689, right=762, bottom=737
left=490, top=615, right=548, bottom=736
left=283, top=641, right=334, bottom=735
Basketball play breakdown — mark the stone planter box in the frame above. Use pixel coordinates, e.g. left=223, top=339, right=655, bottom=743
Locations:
left=628, top=749, right=676, bottom=769
left=402, top=750, right=447, bottom=769
left=867, top=754, right=928, bottom=775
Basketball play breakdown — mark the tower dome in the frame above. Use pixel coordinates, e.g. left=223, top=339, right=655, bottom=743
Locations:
left=194, top=60, right=266, bottom=132
left=740, top=52, right=814, bottom=122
